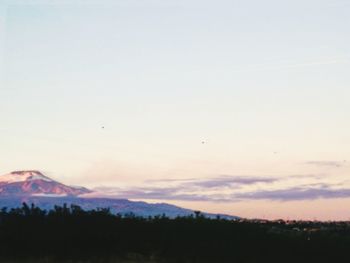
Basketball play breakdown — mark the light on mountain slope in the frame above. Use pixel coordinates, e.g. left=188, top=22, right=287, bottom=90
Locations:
left=0, top=171, right=91, bottom=196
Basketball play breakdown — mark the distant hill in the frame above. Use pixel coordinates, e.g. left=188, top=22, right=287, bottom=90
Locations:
left=0, top=171, right=239, bottom=219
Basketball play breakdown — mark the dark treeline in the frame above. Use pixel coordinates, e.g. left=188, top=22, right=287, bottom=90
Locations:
left=0, top=203, right=350, bottom=262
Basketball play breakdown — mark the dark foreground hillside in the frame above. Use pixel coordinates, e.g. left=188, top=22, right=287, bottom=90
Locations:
left=1, top=203, right=350, bottom=263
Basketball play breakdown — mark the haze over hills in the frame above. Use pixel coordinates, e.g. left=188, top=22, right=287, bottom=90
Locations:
left=0, top=171, right=238, bottom=219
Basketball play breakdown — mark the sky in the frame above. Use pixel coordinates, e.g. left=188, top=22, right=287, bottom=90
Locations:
left=0, top=0, right=350, bottom=220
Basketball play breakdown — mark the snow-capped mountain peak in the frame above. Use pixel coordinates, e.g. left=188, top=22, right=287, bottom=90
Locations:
left=0, top=170, right=53, bottom=183
left=0, top=171, right=91, bottom=196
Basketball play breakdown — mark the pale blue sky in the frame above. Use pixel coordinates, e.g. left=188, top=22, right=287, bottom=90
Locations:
left=0, top=0, right=350, bottom=219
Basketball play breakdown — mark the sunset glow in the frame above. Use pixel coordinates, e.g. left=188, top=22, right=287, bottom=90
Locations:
left=1, top=0, right=350, bottom=220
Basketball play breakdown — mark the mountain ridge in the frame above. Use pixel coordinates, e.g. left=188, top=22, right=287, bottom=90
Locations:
left=0, top=171, right=239, bottom=219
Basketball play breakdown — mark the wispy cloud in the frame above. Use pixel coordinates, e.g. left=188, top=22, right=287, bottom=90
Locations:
left=92, top=174, right=350, bottom=203
left=304, top=161, right=344, bottom=168
left=236, top=185, right=350, bottom=201
left=230, top=56, right=348, bottom=73
left=144, top=175, right=279, bottom=189
left=188, top=176, right=277, bottom=189
left=93, top=175, right=278, bottom=201
left=114, top=190, right=230, bottom=202
left=92, top=186, right=231, bottom=202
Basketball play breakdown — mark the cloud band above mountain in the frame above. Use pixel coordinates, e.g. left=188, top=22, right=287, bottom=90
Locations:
left=92, top=174, right=350, bottom=202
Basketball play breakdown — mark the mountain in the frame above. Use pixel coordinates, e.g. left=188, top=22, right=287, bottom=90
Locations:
left=0, top=171, right=239, bottom=219
left=0, top=171, right=91, bottom=196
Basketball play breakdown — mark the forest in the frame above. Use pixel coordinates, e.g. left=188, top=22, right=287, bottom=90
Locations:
left=0, top=203, right=349, bottom=262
